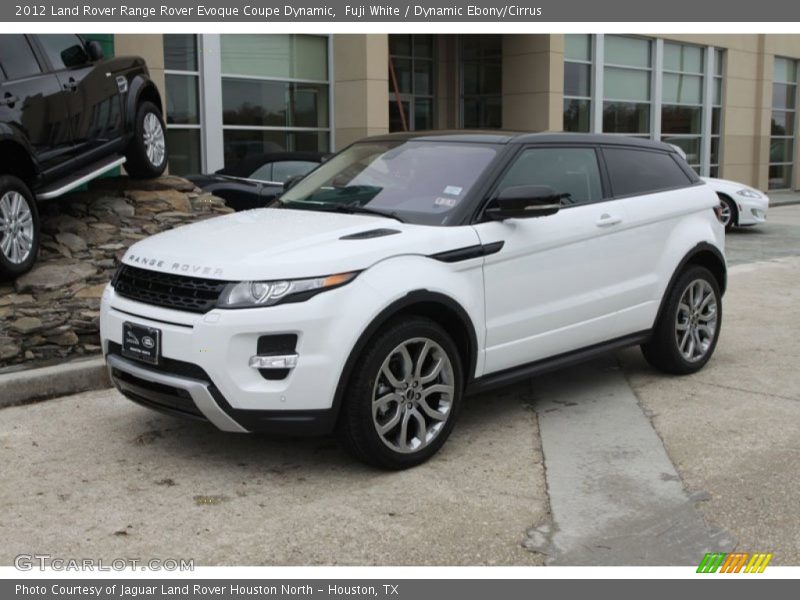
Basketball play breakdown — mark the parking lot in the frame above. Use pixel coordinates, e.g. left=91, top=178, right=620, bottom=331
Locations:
left=1, top=205, right=798, bottom=566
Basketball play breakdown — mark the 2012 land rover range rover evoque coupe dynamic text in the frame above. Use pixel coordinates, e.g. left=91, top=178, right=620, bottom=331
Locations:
left=100, top=132, right=726, bottom=469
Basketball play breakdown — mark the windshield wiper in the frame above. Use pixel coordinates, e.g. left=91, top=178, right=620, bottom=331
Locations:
left=322, top=203, right=405, bottom=223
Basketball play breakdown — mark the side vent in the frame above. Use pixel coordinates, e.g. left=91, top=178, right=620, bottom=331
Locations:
left=340, top=228, right=401, bottom=240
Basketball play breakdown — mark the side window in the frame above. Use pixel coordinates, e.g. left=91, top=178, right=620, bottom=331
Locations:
left=603, top=147, right=693, bottom=197
left=270, top=161, right=319, bottom=183
left=0, top=35, right=41, bottom=80
left=496, top=147, right=603, bottom=206
left=37, top=34, right=89, bottom=71
left=249, top=163, right=273, bottom=181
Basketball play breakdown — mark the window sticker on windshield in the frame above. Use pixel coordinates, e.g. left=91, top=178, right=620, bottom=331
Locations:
left=434, top=196, right=458, bottom=208
left=443, top=185, right=463, bottom=196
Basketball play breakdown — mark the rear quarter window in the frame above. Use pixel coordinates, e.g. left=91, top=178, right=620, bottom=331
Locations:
left=603, top=147, right=694, bottom=197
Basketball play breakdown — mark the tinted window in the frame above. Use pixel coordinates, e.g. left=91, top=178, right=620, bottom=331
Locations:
left=604, top=147, right=693, bottom=197
left=270, top=160, right=318, bottom=183
left=38, top=34, right=89, bottom=70
left=0, top=35, right=41, bottom=80
left=497, top=147, right=603, bottom=206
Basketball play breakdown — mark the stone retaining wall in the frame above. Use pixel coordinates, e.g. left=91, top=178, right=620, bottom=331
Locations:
left=0, top=176, right=233, bottom=370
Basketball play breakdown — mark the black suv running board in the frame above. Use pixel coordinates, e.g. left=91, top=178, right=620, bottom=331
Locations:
left=36, top=155, right=127, bottom=200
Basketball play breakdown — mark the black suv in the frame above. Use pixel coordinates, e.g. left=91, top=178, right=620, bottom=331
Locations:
left=0, top=34, right=168, bottom=278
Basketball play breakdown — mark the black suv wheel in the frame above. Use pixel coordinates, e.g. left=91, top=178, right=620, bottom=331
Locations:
left=0, top=175, right=39, bottom=279
left=125, top=101, right=168, bottom=179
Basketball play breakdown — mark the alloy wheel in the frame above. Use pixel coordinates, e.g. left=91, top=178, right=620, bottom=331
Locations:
left=0, top=191, right=34, bottom=265
left=719, top=201, right=732, bottom=227
left=143, top=112, right=166, bottom=167
left=372, top=337, right=455, bottom=454
left=675, top=279, right=718, bottom=362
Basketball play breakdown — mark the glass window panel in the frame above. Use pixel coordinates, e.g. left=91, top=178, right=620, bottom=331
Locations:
left=166, top=129, right=201, bottom=176
left=164, top=34, right=197, bottom=71
left=461, top=35, right=502, bottom=61
left=414, top=35, right=434, bottom=59
left=165, top=74, right=199, bottom=125
left=0, top=35, right=41, bottom=79
left=602, top=101, right=650, bottom=134
left=563, top=98, right=591, bottom=132
left=663, top=43, right=704, bottom=73
left=768, top=164, right=793, bottom=189
left=774, top=57, right=797, bottom=84
left=38, top=34, right=89, bottom=70
left=224, top=129, right=286, bottom=167
left=771, top=111, right=795, bottom=136
left=414, top=98, right=434, bottom=131
left=291, top=131, right=329, bottom=153
left=389, top=58, right=412, bottom=94
left=712, top=107, right=722, bottom=135
left=463, top=96, right=502, bottom=128
left=709, top=166, right=720, bottom=178
left=714, top=49, right=725, bottom=76
left=661, top=105, right=702, bottom=134
left=564, top=62, right=591, bottom=97
left=389, top=34, right=412, bottom=57
left=662, top=136, right=701, bottom=165
left=604, top=147, right=692, bottom=196
left=604, top=35, right=650, bottom=68
left=662, top=73, right=703, bottom=105
left=414, top=60, right=433, bottom=96
left=222, top=78, right=287, bottom=127
left=291, top=83, right=328, bottom=128
left=773, top=83, right=797, bottom=110
left=565, top=34, right=591, bottom=62
left=389, top=99, right=411, bottom=132
left=770, top=138, right=794, bottom=164
left=220, top=34, right=327, bottom=81
left=604, top=67, right=650, bottom=102
left=462, top=61, right=502, bottom=96
left=713, top=77, right=723, bottom=106
left=710, top=137, right=720, bottom=165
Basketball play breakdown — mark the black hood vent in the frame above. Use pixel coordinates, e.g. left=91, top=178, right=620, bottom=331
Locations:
left=340, top=228, right=401, bottom=240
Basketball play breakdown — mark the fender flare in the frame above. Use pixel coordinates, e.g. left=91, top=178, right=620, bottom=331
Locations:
left=125, top=76, right=163, bottom=130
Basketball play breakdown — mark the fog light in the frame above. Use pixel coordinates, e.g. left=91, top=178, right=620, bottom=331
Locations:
left=249, top=354, right=299, bottom=369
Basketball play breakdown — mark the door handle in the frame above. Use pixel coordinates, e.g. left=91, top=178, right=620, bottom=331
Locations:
left=596, top=213, right=622, bottom=227
left=0, top=92, right=18, bottom=107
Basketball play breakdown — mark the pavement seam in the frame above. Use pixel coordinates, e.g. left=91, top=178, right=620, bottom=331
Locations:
left=688, top=378, right=800, bottom=403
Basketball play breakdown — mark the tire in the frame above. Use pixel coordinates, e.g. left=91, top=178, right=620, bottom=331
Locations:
left=641, top=265, right=722, bottom=375
left=338, top=316, right=464, bottom=470
left=0, top=175, right=39, bottom=279
left=717, top=194, right=737, bottom=232
left=125, top=101, right=168, bottom=179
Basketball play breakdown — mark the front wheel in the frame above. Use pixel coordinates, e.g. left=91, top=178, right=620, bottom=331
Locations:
left=339, top=317, right=463, bottom=470
left=718, top=194, right=737, bottom=232
left=641, top=266, right=722, bottom=374
left=125, top=101, right=168, bottom=179
left=0, top=175, right=39, bottom=279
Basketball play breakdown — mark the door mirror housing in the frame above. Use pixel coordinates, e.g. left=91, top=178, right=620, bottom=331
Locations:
left=283, top=173, right=304, bottom=192
left=485, top=185, right=565, bottom=221
left=86, top=40, right=105, bottom=62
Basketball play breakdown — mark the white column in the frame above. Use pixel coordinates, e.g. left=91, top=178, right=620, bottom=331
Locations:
left=200, top=34, right=224, bottom=172
left=652, top=38, right=663, bottom=140
left=701, top=46, right=715, bottom=177
left=591, top=34, right=604, bottom=133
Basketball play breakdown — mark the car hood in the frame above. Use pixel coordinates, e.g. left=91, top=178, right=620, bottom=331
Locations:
left=702, top=177, right=766, bottom=196
left=120, top=208, right=481, bottom=281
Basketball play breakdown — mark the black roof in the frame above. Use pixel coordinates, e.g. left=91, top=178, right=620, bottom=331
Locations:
left=362, top=130, right=679, bottom=152
left=216, top=151, right=328, bottom=177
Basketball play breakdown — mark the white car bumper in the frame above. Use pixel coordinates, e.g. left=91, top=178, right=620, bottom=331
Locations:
left=734, top=194, right=770, bottom=226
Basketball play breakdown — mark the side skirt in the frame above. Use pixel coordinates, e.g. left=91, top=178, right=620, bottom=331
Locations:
left=466, top=330, right=652, bottom=396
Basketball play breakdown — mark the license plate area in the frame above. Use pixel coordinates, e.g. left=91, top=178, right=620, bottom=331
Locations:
left=121, top=322, right=161, bottom=365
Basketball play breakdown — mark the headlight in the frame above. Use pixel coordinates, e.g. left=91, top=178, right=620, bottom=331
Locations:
left=217, top=272, right=358, bottom=308
left=736, top=188, right=762, bottom=199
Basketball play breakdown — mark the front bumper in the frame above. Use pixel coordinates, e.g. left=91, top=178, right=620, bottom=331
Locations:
left=735, top=195, right=770, bottom=226
left=100, top=281, right=381, bottom=434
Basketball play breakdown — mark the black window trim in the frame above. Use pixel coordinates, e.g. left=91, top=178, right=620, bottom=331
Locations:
left=599, top=144, right=703, bottom=200
left=470, top=142, right=612, bottom=224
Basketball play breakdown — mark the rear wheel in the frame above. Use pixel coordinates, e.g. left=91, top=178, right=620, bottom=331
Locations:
left=339, top=316, right=463, bottom=470
left=125, top=101, right=167, bottom=179
left=641, top=266, right=721, bottom=374
left=717, top=194, right=737, bottom=232
left=0, top=175, right=39, bottom=279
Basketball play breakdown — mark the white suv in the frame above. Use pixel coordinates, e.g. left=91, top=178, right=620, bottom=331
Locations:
left=100, top=133, right=726, bottom=469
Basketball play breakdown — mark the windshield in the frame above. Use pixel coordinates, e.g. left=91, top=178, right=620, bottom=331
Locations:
left=278, top=140, right=500, bottom=225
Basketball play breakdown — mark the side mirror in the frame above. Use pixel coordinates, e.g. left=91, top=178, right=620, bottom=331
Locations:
left=283, top=174, right=304, bottom=191
left=87, top=40, right=104, bottom=62
left=485, top=185, right=565, bottom=221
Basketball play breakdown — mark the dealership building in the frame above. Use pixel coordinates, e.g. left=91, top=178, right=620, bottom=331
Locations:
left=104, top=33, right=800, bottom=191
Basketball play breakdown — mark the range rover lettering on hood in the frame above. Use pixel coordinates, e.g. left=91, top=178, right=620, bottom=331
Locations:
left=125, top=253, right=225, bottom=277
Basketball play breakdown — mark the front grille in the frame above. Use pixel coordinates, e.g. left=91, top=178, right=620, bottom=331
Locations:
left=113, top=265, right=229, bottom=313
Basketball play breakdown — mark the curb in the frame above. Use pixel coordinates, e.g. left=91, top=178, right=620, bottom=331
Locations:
left=0, top=357, right=110, bottom=409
